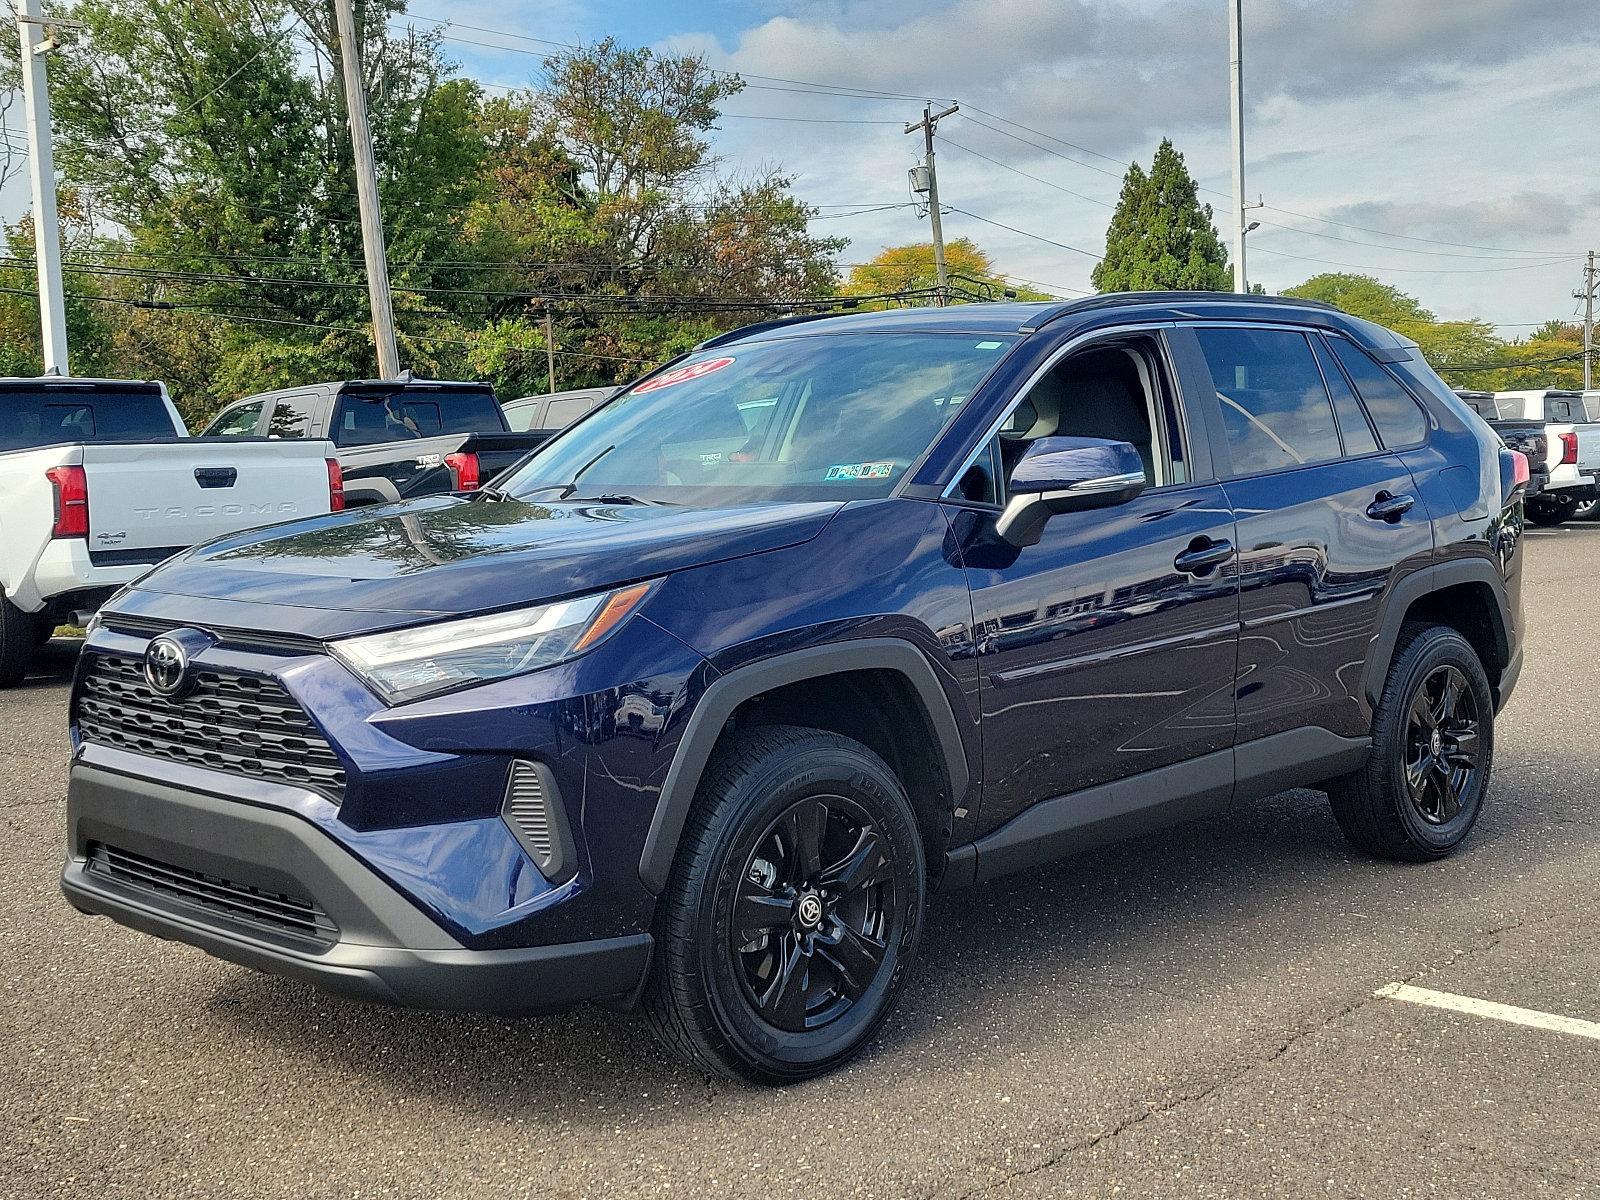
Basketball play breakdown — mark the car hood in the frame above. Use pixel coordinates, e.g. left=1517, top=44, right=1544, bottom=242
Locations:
left=123, top=496, right=842, bottom=635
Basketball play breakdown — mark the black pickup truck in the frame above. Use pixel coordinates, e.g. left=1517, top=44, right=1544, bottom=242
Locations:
left=1456, top=390, right=1548, bottom=499
left=201, top=378, right=547, bottom=507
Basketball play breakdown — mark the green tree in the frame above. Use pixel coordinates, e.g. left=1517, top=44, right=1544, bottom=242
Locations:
left=1091, top=139, right=1230, bottom=292
left=1283, top=273, right=1505, bottom=388
left=4, top=10, right=846, bottom=415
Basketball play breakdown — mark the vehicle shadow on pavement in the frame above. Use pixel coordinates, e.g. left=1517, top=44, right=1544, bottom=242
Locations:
left=198, top=774, right=1534, bottom=1120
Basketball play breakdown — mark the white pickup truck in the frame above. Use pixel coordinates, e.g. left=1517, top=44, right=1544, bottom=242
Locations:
left=0, top=376, right=340, bottom=685
left=1491, top=390, right=1600, bottom=526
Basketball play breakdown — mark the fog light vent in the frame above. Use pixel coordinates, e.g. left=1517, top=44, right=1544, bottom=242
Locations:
left=502, top=760, right=575, bottom=884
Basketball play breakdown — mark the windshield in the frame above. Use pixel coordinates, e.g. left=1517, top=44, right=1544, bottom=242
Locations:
left=499, top=332, right=1015, bottom=504
left=1, top=388, right=176, bottom=452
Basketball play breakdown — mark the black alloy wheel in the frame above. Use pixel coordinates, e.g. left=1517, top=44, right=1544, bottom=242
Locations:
left=729, top=794, right=895, bottom=1033
left=643, top=725, right=925, bottom=1083
left=1402, top=664, right=1483, bottom=826
left=1328, top=623, right=1493, bottom=862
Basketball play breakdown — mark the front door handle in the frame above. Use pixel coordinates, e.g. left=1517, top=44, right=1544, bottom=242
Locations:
left=1175, top=537, right=1234, bottom=575
left=1366, top=492, right=1415, bottom=523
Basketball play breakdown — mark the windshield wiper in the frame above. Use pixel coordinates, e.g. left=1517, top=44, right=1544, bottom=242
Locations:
left=566, top=492, right=658, bottom=506
left=473, top=486, right=516, bottom=503
left=558, top=444, right=615, bottom=499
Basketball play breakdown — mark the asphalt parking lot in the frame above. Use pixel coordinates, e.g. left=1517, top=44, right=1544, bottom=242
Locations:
left=4, top=527, right=1599, bottom=1199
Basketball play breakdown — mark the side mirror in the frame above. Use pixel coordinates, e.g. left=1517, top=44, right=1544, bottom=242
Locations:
left=994, top=436, right=1147, bottom=548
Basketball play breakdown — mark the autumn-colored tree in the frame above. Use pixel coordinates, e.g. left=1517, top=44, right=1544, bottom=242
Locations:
left=842, top=239, right=1052, bottom=307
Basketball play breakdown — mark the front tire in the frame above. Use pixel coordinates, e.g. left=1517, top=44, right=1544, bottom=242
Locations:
left=643, top=726, right=926, bottom=1083
left=1527, top=494, right=1578, bottom=526
left=0, top=591, right=39, bottom=687
left=1329, top=624, right=1493, bottom=862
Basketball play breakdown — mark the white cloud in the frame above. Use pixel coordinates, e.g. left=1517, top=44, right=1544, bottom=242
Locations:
left=661, top=0, right=1598, bottom=323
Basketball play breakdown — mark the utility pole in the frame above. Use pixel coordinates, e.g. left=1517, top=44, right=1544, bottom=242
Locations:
left=1228, top=0, right=1248, bottom=294
left=542, top=306, right=556, bottom=394
left=1579, top=251, right=1596, bottom=391
left=333, top=0, right=400, bottom=378
left=16, top=0, right=68, bottom=375
left=906, top=102, right=959, bottom=305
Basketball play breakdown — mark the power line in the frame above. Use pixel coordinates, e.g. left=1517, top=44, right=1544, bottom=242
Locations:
left=941, top=205, right=1103, bottom=262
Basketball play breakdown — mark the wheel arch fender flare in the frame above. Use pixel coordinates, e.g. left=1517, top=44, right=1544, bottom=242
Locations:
left=1363, top=557, right=1512, bottom=710
left=637, top=638, right=971, bottom=894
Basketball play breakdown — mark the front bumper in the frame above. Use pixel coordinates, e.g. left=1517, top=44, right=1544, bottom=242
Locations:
left=61, top=762, right=652, bottom=1014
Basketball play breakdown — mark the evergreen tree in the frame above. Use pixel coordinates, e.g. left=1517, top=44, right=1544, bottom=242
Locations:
left=1091, top=139, right=1231, bottom=293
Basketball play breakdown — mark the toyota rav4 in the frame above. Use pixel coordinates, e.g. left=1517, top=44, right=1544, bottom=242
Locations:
left=61, top=295, right=1526, bottom=1083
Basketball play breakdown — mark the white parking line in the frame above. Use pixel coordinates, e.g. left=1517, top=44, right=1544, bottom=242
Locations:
left=1376, top=983, right=1600, bottom=1042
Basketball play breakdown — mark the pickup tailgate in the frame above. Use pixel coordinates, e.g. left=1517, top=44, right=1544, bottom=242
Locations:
left=79, top=438, right=334, bottom=557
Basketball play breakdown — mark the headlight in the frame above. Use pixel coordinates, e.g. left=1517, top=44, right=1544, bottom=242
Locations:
left=330, top=581, right=654, bottom=704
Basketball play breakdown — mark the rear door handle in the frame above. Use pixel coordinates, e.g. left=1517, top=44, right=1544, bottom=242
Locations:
left=1366, top=492, right=1415, bottom=523
left=1175, top=537, right=1234, bottom=575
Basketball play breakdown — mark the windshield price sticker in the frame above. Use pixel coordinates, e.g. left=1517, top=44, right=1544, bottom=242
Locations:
left=824, top=461, right=895, bottom=481
left=634, top=356, right=736, bottom=394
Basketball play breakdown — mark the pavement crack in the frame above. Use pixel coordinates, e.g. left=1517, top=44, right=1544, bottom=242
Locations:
left=949, top=989, right=1380, bottom=1200
left=950, top=916, right=1567, bottom=1200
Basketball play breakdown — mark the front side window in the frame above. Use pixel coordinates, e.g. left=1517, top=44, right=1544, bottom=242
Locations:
left=499, top=333, right=1015, bottom=504
left=1196, top=328, right=1341, bottom=476
left=951, top=337, right=1182, bottom=506
left=1327, top=337, right=1429, bottom=448
left=205, top=399, right=265, bottom=437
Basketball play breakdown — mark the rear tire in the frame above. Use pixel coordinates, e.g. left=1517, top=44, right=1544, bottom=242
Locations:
left=1329, top=624, right=1493, bottom=862
left=1572, top=496, right=1600, bottom=522
left=1526, top=494, right=1578, bottom=526
left=643, top=726, right=926, bottom=1084
left=0, top=591, right=39, bottom=687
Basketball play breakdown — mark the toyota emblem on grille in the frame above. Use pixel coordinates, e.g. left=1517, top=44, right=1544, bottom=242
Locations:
left=143, top=635, right=192, bottom=697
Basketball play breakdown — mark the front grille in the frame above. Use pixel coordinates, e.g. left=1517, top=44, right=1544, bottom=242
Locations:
left=76, top=652, right=346, bottom=803
left=86, top=841, right=337, bottom=944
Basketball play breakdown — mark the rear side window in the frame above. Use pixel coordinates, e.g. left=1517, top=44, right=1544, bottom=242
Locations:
left=0, top=389, right=174, bottom=451
left=266, top=394, right=314, bottom=438
left=501, top=401, right=539, bottom=432
left=335, top=388, right=502, bottom=447
left=1328, top=338, right=1429, bottom=448
left=205, top=399, right=264, bottom=437
left=542, top=396, right=595, bottom=428
left=1546, top=397, right=1578, bottom=421
left=1312, top=337, right=1379, bottom=456
left=1194, top=328, right=1342, bottom=475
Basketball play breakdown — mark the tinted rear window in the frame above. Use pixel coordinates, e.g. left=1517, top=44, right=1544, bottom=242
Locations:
left=0, top=389, right=175, bottom=451
left=334, top=388, right=503, bottom=447
left=1328, top=338, right=1429, bottom=448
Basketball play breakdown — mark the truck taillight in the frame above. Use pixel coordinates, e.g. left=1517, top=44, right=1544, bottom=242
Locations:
left=45, top=465, right=89, bottom=538
left=1560, top=432, right=1578, bottom=465
left=326, top=458, right=345, bottom=512
left=445, top=451, right=481, bottom=492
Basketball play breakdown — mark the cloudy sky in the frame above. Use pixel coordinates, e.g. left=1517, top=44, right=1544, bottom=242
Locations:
left=8, top=0, right=1595, bottom=332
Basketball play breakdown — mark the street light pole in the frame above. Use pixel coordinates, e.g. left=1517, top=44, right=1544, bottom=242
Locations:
left=333, top=0, right=400, bottom=378
left=1228, top=0, right=1248, bottom=294
left=16, top=0, right=69, bottom=375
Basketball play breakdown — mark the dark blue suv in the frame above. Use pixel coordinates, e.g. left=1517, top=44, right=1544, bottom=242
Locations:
left=61, top=295, right=1526, bottom=1082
